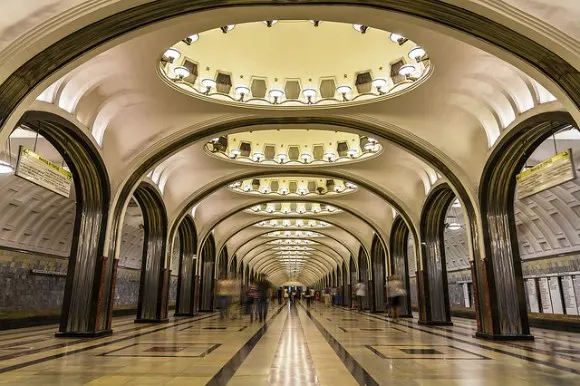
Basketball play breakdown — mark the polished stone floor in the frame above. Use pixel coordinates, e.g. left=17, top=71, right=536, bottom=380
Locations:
left=0, top=302, right=579, bottom=385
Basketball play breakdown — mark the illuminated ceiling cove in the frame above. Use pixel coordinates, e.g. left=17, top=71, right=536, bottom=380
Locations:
left=256, top=219, right=330, bottom=228
left=229, top=177, right=357, bottom=196
left=247, top=202, right=340, bottom=215
left=159, top=20, right=431, bottom=108
left=207, top=130, right=381, bottom=166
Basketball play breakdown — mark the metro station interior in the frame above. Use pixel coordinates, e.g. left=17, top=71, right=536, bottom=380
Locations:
left=1, top=1, right=580, bottom=385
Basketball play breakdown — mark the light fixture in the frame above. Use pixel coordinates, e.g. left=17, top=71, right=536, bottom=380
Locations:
left=334, top=185, right=342, bottom=192
left=301, top=153, right=312, bottom=163
left=263, top=20, right=279, bottom=27
left=353, top=24, right=368, bottom=34
left=267, top=206, right=275, bottom=213
left=260, top=186, right=270, bottom=193
left=235, top=85, right=250, bottom=101
left=277, top=153, right=287, bottom=163
left=336, top=85, right=352, bottom=101
left=229, top=148, right=241, bottom=158
left=452, top=199, right=461, bottom=208
left=283, top=207, right=291, bottom=214
left=324, top=152, right=336, bottom=162
left=346, top=182, right=357, bottom=189
left=389, top=32, right=408, bottom=45
left=302, top=88, right=317, bottom=104
left=201, top=78, right=217, bottom=94
left=173, top=66, right=190, bottom=79
left=0, top=160, right=13, bottom=174
left=220, top=24, right=235, bottom=33
left=409, top=46, right=427, bottom=62
left=399, top=64, right=416, bottom=77
left=309, top=20, right=321, bottom=27
left=269, top=89, right=284, bottom=103
left=372, top=78, right=387, bottom=94
left=183, top=34, right=199, bottom=44
left=252, top=205, right=261, bottom=212
left=253, top=151, right=265, bottom=162
left=347, top=148, right=358, bottom=158
left=280, top=187, right=289, bottom=195
left=447, top=223, right=462, bottom=230
left=298, top=187, right=307, bottom=195
left=163, top=47, right=181, bottom=63
left=327, top=205, right=336, bottom=212
left=229, top=181, right=241, bottom=188
left=244, top=184, right=252, bottom=192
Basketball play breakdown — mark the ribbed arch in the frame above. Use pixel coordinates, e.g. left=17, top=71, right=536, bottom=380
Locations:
left=389, top=216, right=413, bottom=317
left=371, top=235, right=387, bottom=312
left=479, top=111, right=577, bottom=339
left=174, top=215, right=196, bottom=316
left=199, top=233, right=216, bottom=312
left=16, top=111, right=111, bottom=336
left=132, top=182, right=168, bottom=322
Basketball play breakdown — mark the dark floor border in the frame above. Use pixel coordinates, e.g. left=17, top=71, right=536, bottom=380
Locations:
left=300, top=303, right=379, bottom=386
left=0, top=306, right=176, bottom=331
left=205, top=303, right=286, bottom=386
left=353, top=309, right=580, bottom=376
left=0, top=313, right=217, bottom=374
left=450, top=309, right=580, bottom=333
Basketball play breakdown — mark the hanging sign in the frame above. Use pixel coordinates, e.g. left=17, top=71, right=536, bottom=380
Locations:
left=516, top=149, right=576, bottom=199
left=15, top=146, right=72, bottom=198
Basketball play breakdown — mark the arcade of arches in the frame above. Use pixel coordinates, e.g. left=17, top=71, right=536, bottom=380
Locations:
left=1, top=2, right=580, bottom=385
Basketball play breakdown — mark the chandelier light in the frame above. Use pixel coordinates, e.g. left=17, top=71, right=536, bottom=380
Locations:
left=301, top=153, right=312, bottom=163
left=263, top=20, right=279, bottom=27
left=269, top=89, right=284, bottom=103
left=302, top=88, right=317, bottom=103
left=336, top=85, right=352, bottom=101
left=220, top=24, right=236, bottom=33
left=372, top=78, right=387, bottom=94
left=163, top=47, right=181, bottom=62
left=235, top=85, right=250, bottom=101
left=173, top=66, right=190, bottom=79
left=277, top=153, right=287, bottom=163
left=409, top=46, right=427, bottom=61
left=389, top=32, right=408, bottom=45
left=229, top=148, right=241, bottom=158
left=253, top=151, right=265, bottom=162
left=353, top=24, right=368, bottom=34
left=399, top=64, right=416, bottom=77
left=347, top=148, right=358, bottom=158
left=184, top=34, right=199, bottom=44
left=201, top=78, right=217, bottom=93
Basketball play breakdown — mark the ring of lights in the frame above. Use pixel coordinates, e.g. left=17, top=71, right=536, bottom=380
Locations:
left=159, top=20, right=432, bottom=109
left=206, top=130, right=382, bottom=166
left=228, top=177, right=357, bottom=196
left=247, top=202, right=341, bottom=216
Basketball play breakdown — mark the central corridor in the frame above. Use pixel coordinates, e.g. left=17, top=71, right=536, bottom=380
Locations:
left=1, top=302, right=579, bottom=385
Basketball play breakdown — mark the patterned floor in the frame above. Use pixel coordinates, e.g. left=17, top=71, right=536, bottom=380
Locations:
left=0, top=302, right=579, bottom=385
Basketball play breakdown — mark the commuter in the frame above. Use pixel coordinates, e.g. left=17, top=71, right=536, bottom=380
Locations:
left=355, top=280, right=366, bottom=312
left=230, top=276, right=241, bottom=320
left=257, top=274, right=272, bottom=322
left=323, top=287, right=331, bottom=307
left=277, top=287, right=283, bottom=305
left=283, top=287, right=289, bottom=304
left=331, top=287, right=338, bottom=306
left=217, top=278, right=231, bottom=320
left=310, top=288, right=315, bottom=305
left=304, top=287, right=312, bottom=308
left=386, top=276, right=406, bottom=321
left=247, top=282, right=260, bottom=322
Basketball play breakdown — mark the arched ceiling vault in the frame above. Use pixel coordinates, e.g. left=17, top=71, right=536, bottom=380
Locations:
left=238, top=242, right=345, bottom=270
left=193, top=193, right=389, bottom=261
left=214, top=213, right=376, bottom=264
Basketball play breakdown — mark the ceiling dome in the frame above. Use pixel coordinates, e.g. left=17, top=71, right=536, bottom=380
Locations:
left=206, top=129, right=381, bottom=166
left=159, top=20, right=431, bottom=108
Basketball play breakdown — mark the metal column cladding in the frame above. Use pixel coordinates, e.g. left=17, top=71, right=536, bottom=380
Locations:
left=390, top=217, right=412, bottom=317
left=371, top=236, right=386, bottom=313
left=175, top=216, right=197, bottom=316
left=134, top=183, right=168, bottom=322
left=479, top=112, right=575, bottom=338
left=420, top=184, right=455, bottom=324
left=17, top=113, right=111, bottom=337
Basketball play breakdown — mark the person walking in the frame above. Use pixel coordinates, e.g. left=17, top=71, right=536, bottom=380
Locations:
left=217, top=278, right=230, bottom=320
left=386, top=276, right=406, bottom=321
left=331, top=287, right=338, bottom=306
left=257, top=274, right=272, bottom=322
left=247, top=282, right=260, bottom=322
left=277, top=287, right=283, bottom=305
left=304, top=287, right=312, bottom=308
left=355, top=280, right=367, bottom=312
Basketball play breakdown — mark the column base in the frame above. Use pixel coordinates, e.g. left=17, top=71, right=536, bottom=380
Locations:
left=174, top=312, right=196, bottom=317
left=55, top=329, right=113, bottom=338
left=418, top=320, right=453, bottom=326
left=134, top=318, right=169, bottom=324
left=475, top=331, right=534, bottom=341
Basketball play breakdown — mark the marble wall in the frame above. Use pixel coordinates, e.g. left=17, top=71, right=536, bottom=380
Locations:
left=0, top=249, right=158, bottom=317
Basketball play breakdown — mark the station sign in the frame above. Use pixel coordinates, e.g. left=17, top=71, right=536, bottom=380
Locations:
left=15, top=146, right=72, bottom=198
left=516, top=149, right=576, bottom=199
